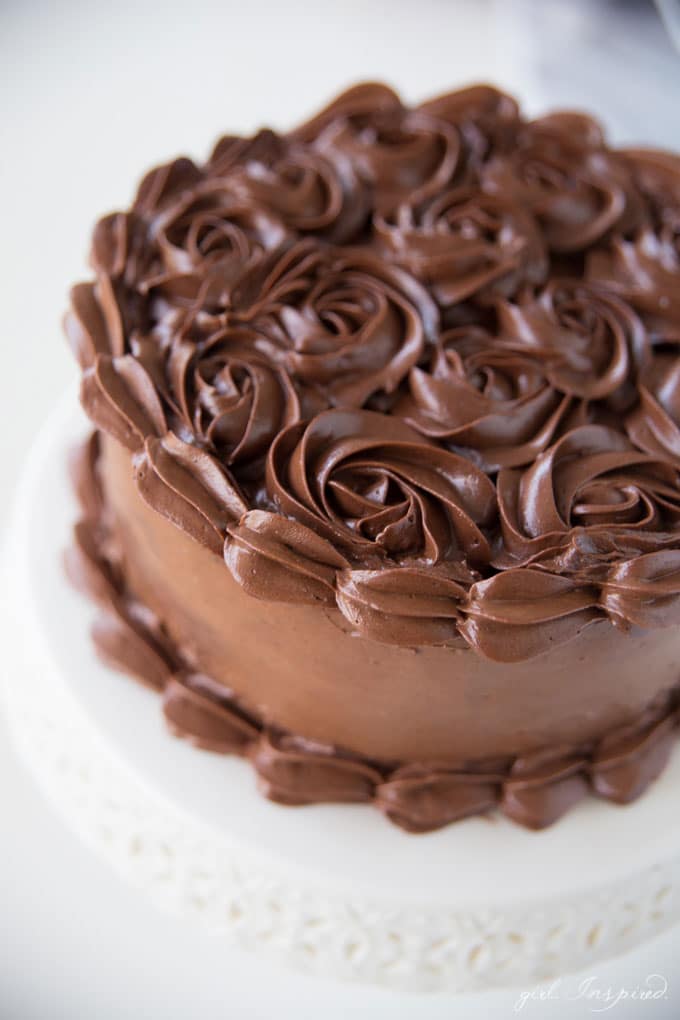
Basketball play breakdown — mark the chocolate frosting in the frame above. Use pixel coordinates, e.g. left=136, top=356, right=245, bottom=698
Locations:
left=395, top=325, right=582, bottom=470
left=374, top=186, right=548, bottom=307
left=67, top=83, right=680, bottom=665
left=67, top=431, right=680, bottom=831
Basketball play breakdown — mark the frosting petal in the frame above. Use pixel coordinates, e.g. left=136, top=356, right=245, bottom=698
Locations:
left=251, top=731, right=383, bottom=805
left=335, top=565, right=472, bottom=645
left=135, top=432, right=248, bottom=553
left=601, top=550, right=680, bottom=628
left=591, top=713, right=677, bottom=803
left=65, top=520, right=120, bottom=607
left=64, top=282, right=125, bottom=369
left=91, top=608, right=175, bottom=692
left=132, top=156, right=203, bottom=215
left=417, top=84, right=520, bottom=155
left=501, top=752, right=589, bottom=829
left=80, top=354, right=166, bottom=451
left=460, top=569, right=601, bottom=661
left=225, top=509, right=348, bottom=603
left=376, top=765, right=500, bottom=832
left=163, top=673, right=259, bottom=753
left=288, top=82, right=403, bottom=143
left=587, top=230, right=680, bottom=326
left=627, top=376, right=680, bottom=468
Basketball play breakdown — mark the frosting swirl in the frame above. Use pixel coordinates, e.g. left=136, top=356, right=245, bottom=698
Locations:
left=312, top=106, right=462, bottom=214
left=288, top=82, right=403, bottom=143
left=140, top=187, right=287, bottom=308
left=587, top=230, right=680, bottom=328
left=230, top=240, right=438, bottom=406
left=495, top=425, right=680, bottom=569
left=396, top=325, right=581, bottom=470
left=498, top=280, right=649, bottom=407
left=416, top=84, right=520, bottom=157
left=374, top=186, right=547, bottom=307
left=586, top=150, right=680, bottom=329
left=622, top=148, right=680, bottom=244
left=222, top=130, right=369, bottom=243
left=626, top=341, right=680, bottom=467
left=267, top=409, right=497, bottom=565
left=482, top=115, right=641, bottom=252
left=165, top=328, right=300, bottom=469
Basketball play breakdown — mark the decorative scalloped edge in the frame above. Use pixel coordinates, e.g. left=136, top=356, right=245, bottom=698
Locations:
left=4, top=589, right=680, bottom=993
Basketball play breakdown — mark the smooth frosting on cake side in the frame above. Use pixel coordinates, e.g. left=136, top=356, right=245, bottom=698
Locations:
left=65, top=82, right=680, bottom=831
left=67, top=429, right=680, bottom=832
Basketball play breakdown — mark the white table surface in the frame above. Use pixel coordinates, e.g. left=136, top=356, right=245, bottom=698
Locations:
left=2, top=1, right=680, bottom=1016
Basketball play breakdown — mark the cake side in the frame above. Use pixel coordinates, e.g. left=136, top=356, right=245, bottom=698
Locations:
left=98, top=430, right=680, bottom=765
left=66, top=428, right=680, bottom=832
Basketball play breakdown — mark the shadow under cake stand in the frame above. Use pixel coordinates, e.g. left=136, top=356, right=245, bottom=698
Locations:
left=3, top=392, right=680, bottom=994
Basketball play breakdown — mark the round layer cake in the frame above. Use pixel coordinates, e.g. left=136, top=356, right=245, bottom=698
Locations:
left=65, top=83, right=680, bottom=833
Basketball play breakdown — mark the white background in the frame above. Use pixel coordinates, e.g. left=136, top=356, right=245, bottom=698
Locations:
left=2, top=1, right=680, bottom=1016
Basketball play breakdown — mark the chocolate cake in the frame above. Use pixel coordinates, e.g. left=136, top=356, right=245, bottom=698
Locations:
left=65, top=83, right=680, bottom=833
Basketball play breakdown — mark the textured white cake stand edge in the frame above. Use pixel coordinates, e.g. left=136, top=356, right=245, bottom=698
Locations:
left=2, top=393, right=680, bottom=994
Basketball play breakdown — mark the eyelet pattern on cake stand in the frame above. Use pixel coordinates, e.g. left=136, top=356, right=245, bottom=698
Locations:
left=3, top=394, right=680, bottom=994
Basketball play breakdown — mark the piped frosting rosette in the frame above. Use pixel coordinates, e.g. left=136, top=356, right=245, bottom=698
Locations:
left=65, top=81, right=680, bottom=662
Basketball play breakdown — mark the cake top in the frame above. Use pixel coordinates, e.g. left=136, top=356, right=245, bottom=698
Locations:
left=66, top=82, right=680, bottom=662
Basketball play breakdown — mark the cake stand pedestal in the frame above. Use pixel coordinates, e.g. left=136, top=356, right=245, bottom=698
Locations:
left=3, top=394, right=680, bottom=994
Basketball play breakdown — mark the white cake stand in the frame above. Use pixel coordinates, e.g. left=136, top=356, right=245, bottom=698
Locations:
left=3, top=394, right=680, bottom=994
